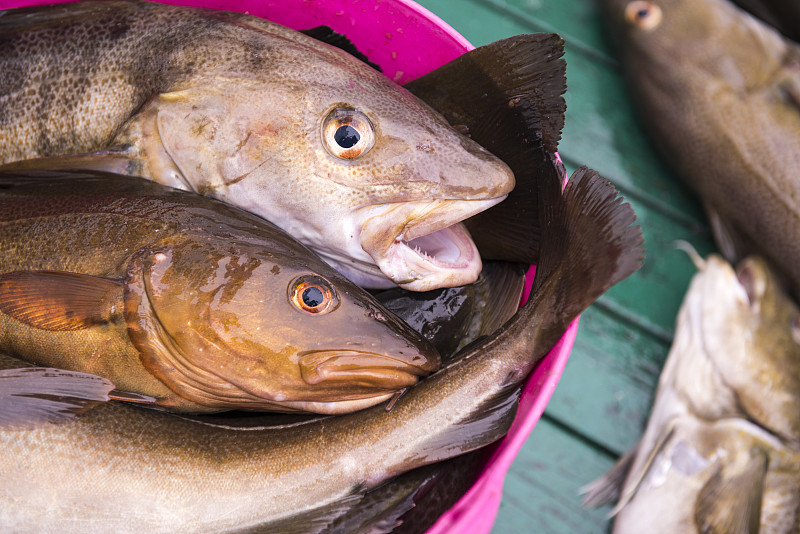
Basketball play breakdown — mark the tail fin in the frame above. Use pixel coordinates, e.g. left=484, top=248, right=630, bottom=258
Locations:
left=527, top=153, right=645, bottom=351
left=406, top=33, right=567, bottom=265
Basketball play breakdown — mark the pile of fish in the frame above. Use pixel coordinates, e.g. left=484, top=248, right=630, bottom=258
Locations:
left=0, top=1, right=645, bottom=531
left=583, top=250, right=800, bottom=532
left=588, top=0, right=800, bottom=531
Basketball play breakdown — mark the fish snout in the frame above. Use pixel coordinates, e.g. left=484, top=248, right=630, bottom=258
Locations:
left=297, top=350, right=435, bottom=389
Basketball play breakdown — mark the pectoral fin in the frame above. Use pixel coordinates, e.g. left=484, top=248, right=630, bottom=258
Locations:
left=0, top=366, right=114, bottom=429
left=580, top=439, right=640, bottom=509
left=694, top=447, right=768, bottom=534
left=0, top=150, right=138, bottom=175
left=0, top=271, right=124, bottom=331
left=705, top=202, right=760, bottom=263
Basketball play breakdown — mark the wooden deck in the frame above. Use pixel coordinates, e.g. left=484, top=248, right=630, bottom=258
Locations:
left=412, top=0, right=717, bottom=532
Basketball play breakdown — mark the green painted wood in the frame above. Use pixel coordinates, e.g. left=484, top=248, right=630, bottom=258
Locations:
left=489, top=417, right=616, bottom=534
left=411, top=1, right=718, bottom=532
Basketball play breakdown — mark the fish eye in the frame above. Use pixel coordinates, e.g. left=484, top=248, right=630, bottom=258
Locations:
left=289, top=275, right=339, bottom=315
left=624, top=1, right=663, bottom=30
left=322, top=107, right=375, bottom=160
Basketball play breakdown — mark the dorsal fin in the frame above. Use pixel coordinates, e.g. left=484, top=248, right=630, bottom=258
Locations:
left=300, top=26, right=382, bottom=72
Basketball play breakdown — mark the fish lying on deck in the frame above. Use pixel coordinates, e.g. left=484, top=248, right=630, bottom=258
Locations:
left=583, top=252, right=800, bottom=532
left=0, top=170, right=440, bottom=415
left=0, top=0, right=519, bottom=291
left=601, top=0, right=800, bottom=297
left=0, top=160, right=643, bottom=533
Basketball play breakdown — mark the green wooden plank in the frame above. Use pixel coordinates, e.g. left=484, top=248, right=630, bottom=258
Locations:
left=599, top=196, right=716, bottom=337
left=475, top=0, right=615, bottom=63
left=544, top=305, right=665, bottom=455
left=490, top=417, right=616, bottom=534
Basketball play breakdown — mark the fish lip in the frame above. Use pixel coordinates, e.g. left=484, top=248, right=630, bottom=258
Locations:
left=297, top=350, right=434, bottom=387
left=359, top=197, right=507, bottom=291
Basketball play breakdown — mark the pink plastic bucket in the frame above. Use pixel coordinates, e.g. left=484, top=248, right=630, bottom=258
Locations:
left=0, top=0, right=579, bottom=530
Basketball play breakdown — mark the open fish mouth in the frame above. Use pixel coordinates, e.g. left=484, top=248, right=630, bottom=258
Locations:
left=359, top=197, right=507, bottom=291
left=298, top=350, right=435, bottom=389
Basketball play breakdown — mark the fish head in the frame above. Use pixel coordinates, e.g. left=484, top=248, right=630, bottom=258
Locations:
left=601, top=0, right=776, bottom=84
left=677, top=252, right=800, bottom=440
left=132, top=27, right=515, bottom=291
left=123, top=236, right=440, bottom=414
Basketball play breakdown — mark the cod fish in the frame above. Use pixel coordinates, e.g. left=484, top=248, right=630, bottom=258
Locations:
left=601, top=0, right=800, bottom=297
left=0, top=160, right=643, bottom=533
left=0, top=0, right=516, bottom=291
left=583, top=252, right=800, bottom=532
left=0, top=170, right=440, bottom=415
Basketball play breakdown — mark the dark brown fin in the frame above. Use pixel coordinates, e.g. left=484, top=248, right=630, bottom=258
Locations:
left=300, top=26, right=383, bottom=72
left=0, top=271, right=124, bottom=331
left=243, top=490, right=367, bottom=534
left=694, top=448, right=767, bottom=534
left=529, top=157, right=645, bottom=353
left=0, top=367, right=114, bottom=429
left=473, top=261, right=527, bottom=337
left=405, top=33, right=567, bottom=265
left=405, top=33, right=566, bottom=153
left=0, top=151, right=137, bottom=175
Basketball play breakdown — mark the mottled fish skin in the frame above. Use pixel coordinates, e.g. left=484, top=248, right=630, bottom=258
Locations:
left=601, top=0, right=800, bottom=297
left=0, top=0, right=515, bottom=291
left=584, top=253, right=800, bottom=532
left=0, top=162, right=643, bottom=533
left=0, top=171, right=440, bottom=415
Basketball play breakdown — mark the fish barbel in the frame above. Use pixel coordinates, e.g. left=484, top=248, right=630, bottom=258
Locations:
left=584, top=252, right=800, bottom=532
left=0, top=170, right=440, bottom=415
left=601, top=0, right=800, bottom=297
left=0, top=0, right=517, bottom=291
left=0, top=161, right=643, bottom=532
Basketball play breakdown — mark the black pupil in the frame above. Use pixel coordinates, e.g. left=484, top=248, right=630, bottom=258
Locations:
left=302, top=286, right=325, bottom=308
left=637, top=8, right=649, bottom=19
left=334, top=125, right=360, bottom=149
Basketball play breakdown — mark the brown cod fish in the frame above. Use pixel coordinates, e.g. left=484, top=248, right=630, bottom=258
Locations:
left=0, top=0, right=517, bottom=291
left=583, top=251, right=800, bottom=532
left=601, top=0, right=800, bottom=297
left=0, top=160, right=644, bottom=533
left=0, top=170, right=440, bottom=415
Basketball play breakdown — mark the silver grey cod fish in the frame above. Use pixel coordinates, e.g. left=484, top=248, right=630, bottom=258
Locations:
left=0, top=0, right=516, bottom=291
left=601, top=0, right=800, bottom=298
left=0, top=160, right=644, bottom=533
left=583, top=252, right=800, bottom=533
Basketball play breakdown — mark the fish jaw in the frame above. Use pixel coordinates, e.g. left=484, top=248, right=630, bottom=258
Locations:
left=356, top=198, right=505, bottom=291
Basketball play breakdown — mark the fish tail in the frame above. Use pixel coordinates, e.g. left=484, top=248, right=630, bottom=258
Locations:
left=527, top=154, right=644, bottom=349
left=406, top=33, right=568, bottom=265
